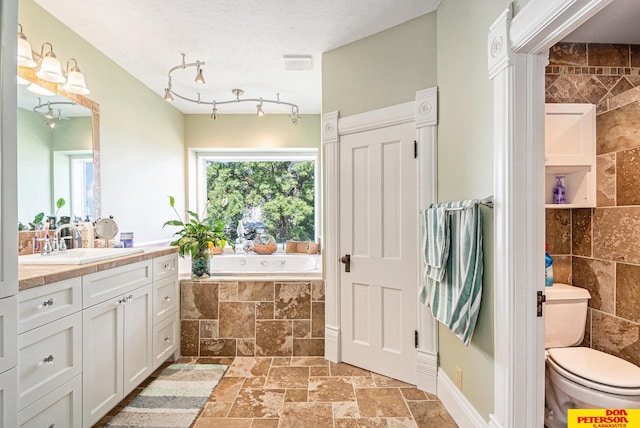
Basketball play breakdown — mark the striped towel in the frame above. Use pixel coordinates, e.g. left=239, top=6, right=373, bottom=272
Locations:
left=419, top=199, right=484, bottom=346
left=422, top=206, right=450, bottom=282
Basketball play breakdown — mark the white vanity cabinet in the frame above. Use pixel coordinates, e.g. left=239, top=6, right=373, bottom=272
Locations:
left=82, top=260, right=153, bottom=427
left=151, top=253, right=179, bottom=371
left=545, top=103, right=596, bottom=208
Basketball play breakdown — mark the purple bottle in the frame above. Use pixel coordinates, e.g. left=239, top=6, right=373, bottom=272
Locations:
left=553, top=176, right=566, bottom=204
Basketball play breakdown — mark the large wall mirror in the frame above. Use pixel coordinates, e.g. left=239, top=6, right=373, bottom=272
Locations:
left=17, top=66, right=100, bottom=228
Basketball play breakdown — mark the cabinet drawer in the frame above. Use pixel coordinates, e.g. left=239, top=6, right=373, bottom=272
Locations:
left=18, top=277, right=81, bottom=333
left=83, top=259, right=152, bottom=308
left=153, top=275, right=179, bottom=324
left=18, top=375, right=81, bottom=428
left=0, top=295, right=17, bottom=374
left=152, top=312, right=179, bottom=371
left=0, top=367, right=17, bottom=428
left=153, top=253, right=178, bottom=281
left=18, top=312, right=82, bottom=410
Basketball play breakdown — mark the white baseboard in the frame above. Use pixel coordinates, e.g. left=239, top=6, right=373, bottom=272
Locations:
left=416, top=349, right=438, bottom=394
left=324, top=325, right=340, bottom=363
left=488, top=414, right=504, bottom=428
left=437, top=367, right=488, bottom=428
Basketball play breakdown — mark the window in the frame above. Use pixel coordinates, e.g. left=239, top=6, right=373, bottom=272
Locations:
left=196, top=149, right=319, bottom=243
left=70, top=155, right=94, bottom=220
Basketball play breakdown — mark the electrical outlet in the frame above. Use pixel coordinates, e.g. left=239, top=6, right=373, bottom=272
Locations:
left=455, top=365, right=462, bottom=390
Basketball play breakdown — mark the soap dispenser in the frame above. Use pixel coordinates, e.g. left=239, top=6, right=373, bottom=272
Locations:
left=553, top=175, right=566, bottom=204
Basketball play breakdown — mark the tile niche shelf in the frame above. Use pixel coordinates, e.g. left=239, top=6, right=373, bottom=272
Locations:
left=545, top=103, right=596, bottom=208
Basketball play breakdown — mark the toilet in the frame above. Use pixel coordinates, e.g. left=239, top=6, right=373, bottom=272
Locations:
left=545, top=283, right=640, bottom=428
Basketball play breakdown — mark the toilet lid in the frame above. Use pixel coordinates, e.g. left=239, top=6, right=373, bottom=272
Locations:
left=548, top=347, right=640, bottom=389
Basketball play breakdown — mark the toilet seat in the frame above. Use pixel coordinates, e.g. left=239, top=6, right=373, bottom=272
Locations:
left=547, top=347, right=640, bottom=395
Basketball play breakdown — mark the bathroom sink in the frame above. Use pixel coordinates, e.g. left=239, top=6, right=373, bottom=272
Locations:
left=18, top=247, right=145, bottom=265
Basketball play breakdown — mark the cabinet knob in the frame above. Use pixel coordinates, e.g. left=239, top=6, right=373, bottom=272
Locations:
left=126, top=294, right=134, bottom=303
left=164, top=336, right=171, bottom=342
left=38, top=353, right=55, bottom=366
left=40, top=298, right=55, bottom=308
left=48, top=424, right=55, bottom=428
left=163, top=296, right=171, bottom=302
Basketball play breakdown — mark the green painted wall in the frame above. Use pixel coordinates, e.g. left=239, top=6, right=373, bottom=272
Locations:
left=436, top=0, right=512, bottom=421
left=322, top=12, right=437, bottom=116
left=19, top=0, right=185, bottom=243
left=185, top=114, right=320, bottom=149
left=17, top=108, right=50, bottom=222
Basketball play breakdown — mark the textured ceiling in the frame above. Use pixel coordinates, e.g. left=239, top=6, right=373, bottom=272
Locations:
left=33, top=0, right=440, bottom=115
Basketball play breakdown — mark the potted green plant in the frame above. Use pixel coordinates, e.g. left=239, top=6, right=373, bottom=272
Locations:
left=162, top=196, right=230, bottom=277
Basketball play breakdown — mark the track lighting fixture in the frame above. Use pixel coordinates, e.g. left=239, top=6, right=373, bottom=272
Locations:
left=163, top=54, right=301, bottom=124
left=33, top=97, right=76, bottom=129
left=18, top=24, right=91, bottom=95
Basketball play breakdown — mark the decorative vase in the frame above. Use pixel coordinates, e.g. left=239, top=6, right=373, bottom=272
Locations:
left=191, top=247, right=211, bottom=278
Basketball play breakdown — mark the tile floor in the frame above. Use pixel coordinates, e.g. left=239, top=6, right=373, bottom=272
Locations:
left=96, top=356, right=459, bottom=427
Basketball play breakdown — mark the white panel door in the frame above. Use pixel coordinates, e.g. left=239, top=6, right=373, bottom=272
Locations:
left=83, top=295, right=123, bottom=427
left=340, top=122, right=417, bottom=384
left=123, top=284, right=153, bottom=396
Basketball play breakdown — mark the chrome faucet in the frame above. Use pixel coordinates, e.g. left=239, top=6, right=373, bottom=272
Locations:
left=55, top=224, right=83, bottom=250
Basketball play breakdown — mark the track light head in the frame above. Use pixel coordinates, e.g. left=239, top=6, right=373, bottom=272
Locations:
left=256, top=100, right=265, bottom=117
left=164, top=88, right=174, bottom=101
left=195, top=62, right=205, bottom=84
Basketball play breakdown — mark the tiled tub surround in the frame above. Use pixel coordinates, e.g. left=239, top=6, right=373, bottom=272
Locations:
left=546, top=42, right=640, bottom=368
left=181, top=278, right=325, bottom=357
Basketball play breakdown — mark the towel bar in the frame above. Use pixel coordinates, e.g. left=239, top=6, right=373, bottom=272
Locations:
left=421, top=196, right=494, bottom=213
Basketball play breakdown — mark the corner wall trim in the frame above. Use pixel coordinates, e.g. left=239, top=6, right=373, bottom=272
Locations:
left=437, top=368, right=488, bottom=428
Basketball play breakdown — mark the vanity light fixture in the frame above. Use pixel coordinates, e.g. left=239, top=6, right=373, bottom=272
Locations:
left=18, top=25, right=91, bottom=95
left=17, top=24, right=37, bottom=68
left=62, top=58, right=90, bottom=95
left=27, top=83, right=55, bottom=97
left=36, top=42, right=66, bottom=83
left=163, top=53, right=301, bottom=125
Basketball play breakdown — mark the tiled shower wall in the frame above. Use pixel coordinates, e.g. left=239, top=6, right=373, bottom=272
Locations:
left=180, top=279, right=325, bottom=357
left=546, top=42, right=640, bottom=366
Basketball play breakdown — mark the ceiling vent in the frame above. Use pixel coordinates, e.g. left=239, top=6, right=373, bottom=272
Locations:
left=283, top=55, right=313, bottom=71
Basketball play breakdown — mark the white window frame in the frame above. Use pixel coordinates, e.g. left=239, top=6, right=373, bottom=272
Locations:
left=70, top=154, right=93, bottom=220
left=194, top=148, right=320, bottom=242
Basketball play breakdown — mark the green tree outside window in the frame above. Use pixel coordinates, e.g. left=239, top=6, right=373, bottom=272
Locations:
left=205, top=160, right=315, bottom=243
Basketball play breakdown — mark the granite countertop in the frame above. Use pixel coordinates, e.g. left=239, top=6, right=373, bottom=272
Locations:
left=19, top=246, right=179, bottom=291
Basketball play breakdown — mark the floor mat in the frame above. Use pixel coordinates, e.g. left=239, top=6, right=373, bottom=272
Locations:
left=105, top=363, right=228, bottom=428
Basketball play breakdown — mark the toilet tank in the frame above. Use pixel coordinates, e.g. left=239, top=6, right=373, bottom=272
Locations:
left=545, top=283, right=591, bottom=348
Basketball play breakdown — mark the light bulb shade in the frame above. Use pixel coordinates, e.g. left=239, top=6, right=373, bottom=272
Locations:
left=17, top=38, right=37, bottom=68
left=27, top=83, right=55, bottom=96
left=164, top=88, right=174, bottom=101
left=195, top=67, right=205, bottom=84
left=256, top=104, right=265, bottom=116
left=37, top=54, right=66, bottom=83
left=62, top=70, right=90, bottom=95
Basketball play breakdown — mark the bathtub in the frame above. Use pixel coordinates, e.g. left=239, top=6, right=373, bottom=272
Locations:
left=209, top=253, right=322, bottom=277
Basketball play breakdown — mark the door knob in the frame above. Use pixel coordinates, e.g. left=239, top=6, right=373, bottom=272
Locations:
left=341, top=254, right=351, bottom=272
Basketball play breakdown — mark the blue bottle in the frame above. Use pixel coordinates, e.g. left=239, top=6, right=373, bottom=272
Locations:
left=545, top=243, right=553, bottom=287
left=553, top=176, right=566, bottom=204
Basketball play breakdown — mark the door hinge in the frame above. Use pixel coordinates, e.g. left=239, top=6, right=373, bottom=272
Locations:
left=415, top=330, right=419, bottom=348
left=537, top=290, right=546, bottom=317
left=414, top=140, right=418, bottom=159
